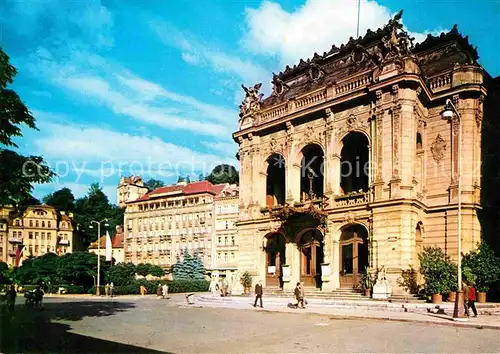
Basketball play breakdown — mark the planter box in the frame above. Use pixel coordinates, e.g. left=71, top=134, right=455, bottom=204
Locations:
left=447, top=291, right=456, bottom=303
left=432, top=294, right=442, bottom=304
left=477, top=292, right=487, bottom=303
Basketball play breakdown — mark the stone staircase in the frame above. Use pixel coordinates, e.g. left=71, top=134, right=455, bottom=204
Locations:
left=262, top=287, right=422, bottom=302
left=263, top=287, right=365, bottom=300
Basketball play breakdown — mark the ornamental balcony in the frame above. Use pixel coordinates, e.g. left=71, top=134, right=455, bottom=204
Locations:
left=331, top=192, right=369, bottom=208
left=8, top=250, right=17, bottom=257
left=8, top=237, right=23, bottom=244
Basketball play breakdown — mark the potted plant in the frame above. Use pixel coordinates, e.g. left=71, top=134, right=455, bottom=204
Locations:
left=418, top=247, right=457, bottom=304
left=359, top=266, right=372, bottom=297
left=241, top=271, right=252, bottom=295
left=462, top=242, right=500, bottom=303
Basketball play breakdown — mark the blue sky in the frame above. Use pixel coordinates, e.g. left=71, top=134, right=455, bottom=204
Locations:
left=1, top=0, right=498, bottom=204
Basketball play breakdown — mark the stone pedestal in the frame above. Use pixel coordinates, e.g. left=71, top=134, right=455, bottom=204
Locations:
left=372, top=278, right=392, bottom=300
left=320, top=263, right=333, bottom=291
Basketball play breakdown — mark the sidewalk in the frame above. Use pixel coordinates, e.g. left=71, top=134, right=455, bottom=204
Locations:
left=180, top=295, right=500, bottom=330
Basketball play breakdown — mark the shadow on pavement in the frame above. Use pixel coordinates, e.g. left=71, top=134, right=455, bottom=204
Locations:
left=1, top=300, right=171, bottom=353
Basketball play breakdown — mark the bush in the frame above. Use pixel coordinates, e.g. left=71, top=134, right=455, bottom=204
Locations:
left=87, top=280, right=210, bottom=295
left=462, top=242, right=500, bottom=292
left=397, top=266, right=420, bottom=294
left=418, top=246, right=457, bottom=295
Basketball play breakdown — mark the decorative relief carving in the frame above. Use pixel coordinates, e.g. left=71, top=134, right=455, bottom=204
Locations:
left=376, top=109, right=384, bottom=182
left=391, top=105, right=401, bottom=177
left=379, top=10, right=414, bottom=62
left=431, top=134, right=446, bottom=162
left=375, top=90, right=383, bottom=103
left=336, top=114, right=370, bottom=139
left=344, top=211, right=356, bottom=224
left=309, top=63, right=325, bottom=82
left=392, top=84, right=399, bottom=97
left=271, top=74, right=289, bottom=97
left=476, top=94, right=484, bottom=128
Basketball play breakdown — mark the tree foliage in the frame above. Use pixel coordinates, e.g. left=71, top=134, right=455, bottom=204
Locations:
left=105, top=263, right=136, bottom=286
left=462, top=242, right=500, bottom=292
left=144, top=179, right=164, bottom=191
left=206, top=164, right=239, bottom=185
left=0, top=47, right=54, bottom=207
left=43, top=187, right=75, bottom=212
left=172, top=249, right=205, bottom=280
left=73, top=183, right=124, bottom=246
left=418, top=246, right=457, bottom=295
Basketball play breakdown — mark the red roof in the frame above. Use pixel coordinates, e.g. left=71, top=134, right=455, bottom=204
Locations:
left=132, top=180, right=225, bottom=202
left=89, top=232, right=124, bottom=249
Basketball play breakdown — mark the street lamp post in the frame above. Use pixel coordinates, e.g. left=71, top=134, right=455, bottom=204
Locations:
left=441, top=98, right=465, bottom=319
left=90, top=219, right=109, bottom=296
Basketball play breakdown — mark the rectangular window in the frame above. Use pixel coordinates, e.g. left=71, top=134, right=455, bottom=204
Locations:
left=42, top=221, right=45, bottom=227
left=47, top=232, right=51, bottom=240
left=41, top=232, right=45, bottom=239
left=36, top=220, right=39, bottom=227
left=35, top=232, right=39, bottom=239
left=29, top=232, right=33, bottom=239
left=48, top=221, right=51, bottom=228
left=35, top=245, right=39, bottom=253
left=29, top=220, right=33, bottom=227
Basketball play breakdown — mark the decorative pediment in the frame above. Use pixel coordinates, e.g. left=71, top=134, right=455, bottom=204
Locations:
left=271, top=74, right=290, bottom=97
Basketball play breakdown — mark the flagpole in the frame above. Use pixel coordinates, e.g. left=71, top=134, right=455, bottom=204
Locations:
left=356, top=0, right=361, bottom=38
left=90, top=218, right=108, bottom=296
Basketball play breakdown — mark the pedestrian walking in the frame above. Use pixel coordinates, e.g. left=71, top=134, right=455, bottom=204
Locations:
left=105, top=283, right=110, bottom=297
left=253, top=280, right=263, bottom=308
left=209, top=278, right=219, bottom=297
left=110, top=282, right=114, bottom=297
left=6, top=285, right=16, bottom=312
left=162, top=283, right=169, bottom=299
left=221, top=277, right=229, bottom=297
left=293, top=282, right=305, bottom=309
left=156, top=284, right=163, bottom=298
left=140, top=285, right=147, bottom=297
left=464, top=281, right=478, bottom=317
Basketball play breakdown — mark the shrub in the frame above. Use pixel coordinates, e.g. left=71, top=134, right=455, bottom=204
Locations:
left=397, top=266, right=420, bottom=294
left=462, top=242, right=500, bottom=292
left=418, top=246, right=457, bottom=295
left=241, top=271, right=252, bottom=289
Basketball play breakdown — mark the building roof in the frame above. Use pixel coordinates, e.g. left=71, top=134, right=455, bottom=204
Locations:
left=89, top=232, right=124, bottom=249
left=131, top=180, right=227, bottom=203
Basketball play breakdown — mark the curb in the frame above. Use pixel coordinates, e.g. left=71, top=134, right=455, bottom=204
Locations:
left=182, top=302, right=500, bottom=331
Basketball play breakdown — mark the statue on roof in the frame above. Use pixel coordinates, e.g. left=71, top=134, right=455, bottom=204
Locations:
left=380, top=10, right=414, bottom=60
left=239, top=83, right=264, bottom=117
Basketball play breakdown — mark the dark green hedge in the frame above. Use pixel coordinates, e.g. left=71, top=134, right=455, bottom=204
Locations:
left=87, top=280, right=209, bottom=295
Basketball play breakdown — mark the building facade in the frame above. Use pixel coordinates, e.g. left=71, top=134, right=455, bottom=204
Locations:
left=122, top=179, right=235, bottom=271
left=0, top=205, right=74, bottom=266
left=117, top=176, right=149, bottom=208
left=233, top=14, right=494, bottom=293
left=213, top=186, right=239, bottom=277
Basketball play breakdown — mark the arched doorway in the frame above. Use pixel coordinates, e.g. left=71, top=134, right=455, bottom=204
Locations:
left=340, top=132, right=369, bottom=194
left=264, top=233, right=286, bottom=288
left=300, top=144, right=324, bottom=202
left=266, top=154, right=285, bottom=206
left=339, top=224, right=369, bottom=288
left=298, top=228, right=324, bottom=288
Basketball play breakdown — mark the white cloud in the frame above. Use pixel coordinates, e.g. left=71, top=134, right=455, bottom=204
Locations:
left=201, top=141, right=238, bottom=156
left=242, top=0, right=445, bottom=66
left=28, top=48, right=237, bottom=138
left=33, top=119, right=238, bottom=180
left=150, top=19, right=269, bottom=88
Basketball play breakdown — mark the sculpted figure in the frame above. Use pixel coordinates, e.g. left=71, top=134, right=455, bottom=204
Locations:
left=239, top=83, right=263, bottom=117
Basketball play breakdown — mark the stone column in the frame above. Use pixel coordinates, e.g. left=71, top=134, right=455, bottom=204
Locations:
left=284, top=242, right=299, bottom=292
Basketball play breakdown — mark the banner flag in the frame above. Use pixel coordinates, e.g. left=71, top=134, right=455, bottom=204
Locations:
left=105, top=231, right=112, bottom=262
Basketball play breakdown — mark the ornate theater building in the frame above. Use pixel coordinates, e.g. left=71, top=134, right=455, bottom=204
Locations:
left=233, top=12, right=497, bottom=294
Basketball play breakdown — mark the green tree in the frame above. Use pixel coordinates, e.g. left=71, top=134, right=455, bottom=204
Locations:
left=418, top=246, right=457, bottom=295
left=462, top=242, right=500, bottom=292
left=149, top=265, right=165, bottom=277
left=135, top=263, right=151, bottom=277
left=105, top=263, right=136, bottom=286
left=206, top=164, right=239, bottom=185
left=173, top=249, right=205, bottom=280
left=56, top=251, right=110, bottom=287
left=43, top=187, right=75, bottom=212
left=74, top=183, right=124, bottom=246
left=0, top=48, right=55, bottom=208
left=144, top=179, right=164, bottom=191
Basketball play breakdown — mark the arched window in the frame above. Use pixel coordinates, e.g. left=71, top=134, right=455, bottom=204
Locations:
left=300, top=144, right=324, bottom=201
left=340, top=132, right=369, bottom=194
left=266, top=153, right=286, bottom=206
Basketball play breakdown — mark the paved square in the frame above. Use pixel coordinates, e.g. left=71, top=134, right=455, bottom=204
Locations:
left=1, top=295, right=499, bottom=353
